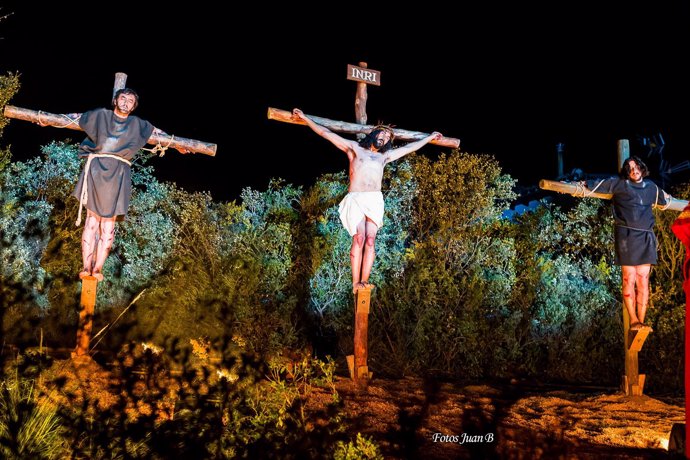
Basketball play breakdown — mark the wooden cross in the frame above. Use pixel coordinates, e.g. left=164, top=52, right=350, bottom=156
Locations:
left=4, top=72, right=217, bottom=357
left=269, top=62, right=460, bottom=388
left=540, top=140, right=687, bottom=396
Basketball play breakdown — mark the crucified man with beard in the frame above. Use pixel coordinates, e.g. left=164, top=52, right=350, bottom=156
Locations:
left=292, top=108, right=441, bottom=293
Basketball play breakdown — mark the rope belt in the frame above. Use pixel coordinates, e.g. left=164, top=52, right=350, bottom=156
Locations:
left=615, top=224, right=654, bottom=233
left=75, top=154, right=132, bottom=226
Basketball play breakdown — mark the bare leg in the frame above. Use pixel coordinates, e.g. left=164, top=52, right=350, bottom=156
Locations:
left=622, top=265, right=641, bottom=329
left=80, top=211, right=99, bottom=278
left=635, top=264, right=651, bottom=327
left=92, top=216, right=116, bottom=281
left=359, top=218, right=379, bottom=287
left=350, top=219, right=366, bottom=292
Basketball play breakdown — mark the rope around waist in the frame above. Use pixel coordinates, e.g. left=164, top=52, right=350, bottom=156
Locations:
left=75, top=154, right=132, bottom=226
left=615, top=224, right=654, bottom=233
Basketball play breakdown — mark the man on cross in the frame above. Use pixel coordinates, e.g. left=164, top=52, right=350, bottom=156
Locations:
left=72, top=88, right=187, bottom=281
left=585, top=156, right=671, bottom=330
left=292, top=108, right=442, bottom=293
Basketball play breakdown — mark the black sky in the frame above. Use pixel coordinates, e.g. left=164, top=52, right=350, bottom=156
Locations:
left=1, top=2, right=688, bottom=202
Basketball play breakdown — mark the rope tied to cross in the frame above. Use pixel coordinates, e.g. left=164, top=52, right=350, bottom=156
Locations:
left=37, top=111, right=81, bottom=128
left=572, top=179, right=605, bottom=198
left=142, top=135, right=175, bottom=157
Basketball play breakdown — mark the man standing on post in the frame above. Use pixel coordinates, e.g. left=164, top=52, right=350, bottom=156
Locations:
left=72, top=88, right=185, bottom=281
left=292, top=108, right=442, bottom=293
left=586, top=156, right=671, bottom=330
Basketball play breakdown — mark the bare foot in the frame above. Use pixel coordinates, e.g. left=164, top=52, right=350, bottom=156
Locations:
left=91, top=269, right=104, bottom=282
left=353, top=282, right=366, bottom=294
left=641, top=323, right=654, bottom=332
left=78, top=269, right=91, bottom=279
left=630, top=322, right=643, bottom=331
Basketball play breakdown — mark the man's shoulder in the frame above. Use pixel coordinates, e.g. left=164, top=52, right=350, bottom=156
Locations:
left=82, top=107, right=110, bottom=117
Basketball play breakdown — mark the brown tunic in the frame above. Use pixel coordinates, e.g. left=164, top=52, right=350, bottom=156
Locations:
left=71, top=108, right=154, bottom=219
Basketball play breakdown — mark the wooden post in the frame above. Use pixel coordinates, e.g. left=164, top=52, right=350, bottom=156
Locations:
left=617, top=139, right=630, bottom=171
left=355, top=62, right=369, bottom=140
left=353, top=285, right=372, bottom=386
left=113, top=72, right=128, bottom=98
left=623, top=325, right=650, bottom=395
left=74, top=276, right=98, bottom=356
left=556, top=142, right=565, bottom=177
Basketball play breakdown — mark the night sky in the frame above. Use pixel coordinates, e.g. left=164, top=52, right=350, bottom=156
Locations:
left=1, top=2, right=688, bottom=202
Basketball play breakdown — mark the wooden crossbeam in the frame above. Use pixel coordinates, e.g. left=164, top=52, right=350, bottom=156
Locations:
left=3, top=105, right=217, bottom=156
left=539, top=179, right=688, bottom=212
left=267, top=107, right=460, bottom=149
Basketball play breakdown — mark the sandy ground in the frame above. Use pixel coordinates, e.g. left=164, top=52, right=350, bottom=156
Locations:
left=34, top=357, right=684, bottom=459
left=307, top=376, right=685, bottom=459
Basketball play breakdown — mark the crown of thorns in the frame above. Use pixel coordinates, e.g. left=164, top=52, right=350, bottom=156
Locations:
left=371, top=124, right=396, bottom=139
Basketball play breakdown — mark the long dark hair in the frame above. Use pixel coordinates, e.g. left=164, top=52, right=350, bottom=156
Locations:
left=620, top=156, right=649, bottom=180
left=358, top=128, right=394, bottom=153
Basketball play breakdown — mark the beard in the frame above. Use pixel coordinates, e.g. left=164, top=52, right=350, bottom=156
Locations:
left=374, top=138, right=386, bottom=149
left=117, top=103, right=132, bottom=115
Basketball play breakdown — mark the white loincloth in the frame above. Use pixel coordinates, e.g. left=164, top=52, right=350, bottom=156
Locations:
left=338, top=191, right=384, bottom=237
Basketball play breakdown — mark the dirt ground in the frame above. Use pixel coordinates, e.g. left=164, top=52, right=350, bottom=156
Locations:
left=34, top=357, right=684, bottom=459
left=307, top=376, right=685, bottom=459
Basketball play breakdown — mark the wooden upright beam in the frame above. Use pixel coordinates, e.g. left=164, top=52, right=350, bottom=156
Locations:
left=74, top=276, right=98, bottom=356
left=623, top=321, right=650, bottom=396
left=354, top=61, right=369, bottom=141
left=267, top=107, right=461, bottom=149
left=617, top=139, right=630, bottom=171
left=353, top=285, right=373, bottom=387
left=3, top=105, right=217, bottom=156
left=113, top=72, right=128, bottom=98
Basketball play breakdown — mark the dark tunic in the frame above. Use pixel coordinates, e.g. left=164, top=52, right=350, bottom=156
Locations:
left=71, top=108, right=154, bottom=219
left=587, top=177, right=668, bottom=265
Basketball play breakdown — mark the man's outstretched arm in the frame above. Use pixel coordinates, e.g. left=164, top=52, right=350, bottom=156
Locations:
left=385, top=132, right=443, bottom=163
left=292, top=108, right=355, bottom=153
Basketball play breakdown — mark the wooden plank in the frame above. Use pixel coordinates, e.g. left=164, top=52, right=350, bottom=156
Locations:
left=74, top=276, right=98, bottom=356
left=3, top=105, right=217, bottom=157
left=356, top=287, right=371, bottom=314
left=113, top=72, right=127, bottom=98
left=628, top=327, right=650, bottom=352
left=346, top=354, right=355, bottom=380
left=347, top=64, right=381, bottom=86
left=539, top=179, right=688, bottom=211
left=354, top=62, right=369, bottom=141
left=267, top=107, right=461, bottom=149
left=353, top=285, right=373, bottom=386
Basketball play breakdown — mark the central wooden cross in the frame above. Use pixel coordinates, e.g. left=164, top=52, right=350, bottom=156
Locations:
left=268, top=62, right=460, bottom=387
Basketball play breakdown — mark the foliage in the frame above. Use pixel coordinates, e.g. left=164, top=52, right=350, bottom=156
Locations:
left=0, top=72, right=20, bottom=139
left=0, top=374, right=67, bottom=459
left=32, top=342, right=351, bottom=459
left=368, top=152, right=519, bottom=378
left=334, top=433, right=383, bottom=460
left=1, top=130, right=687, bottom=393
